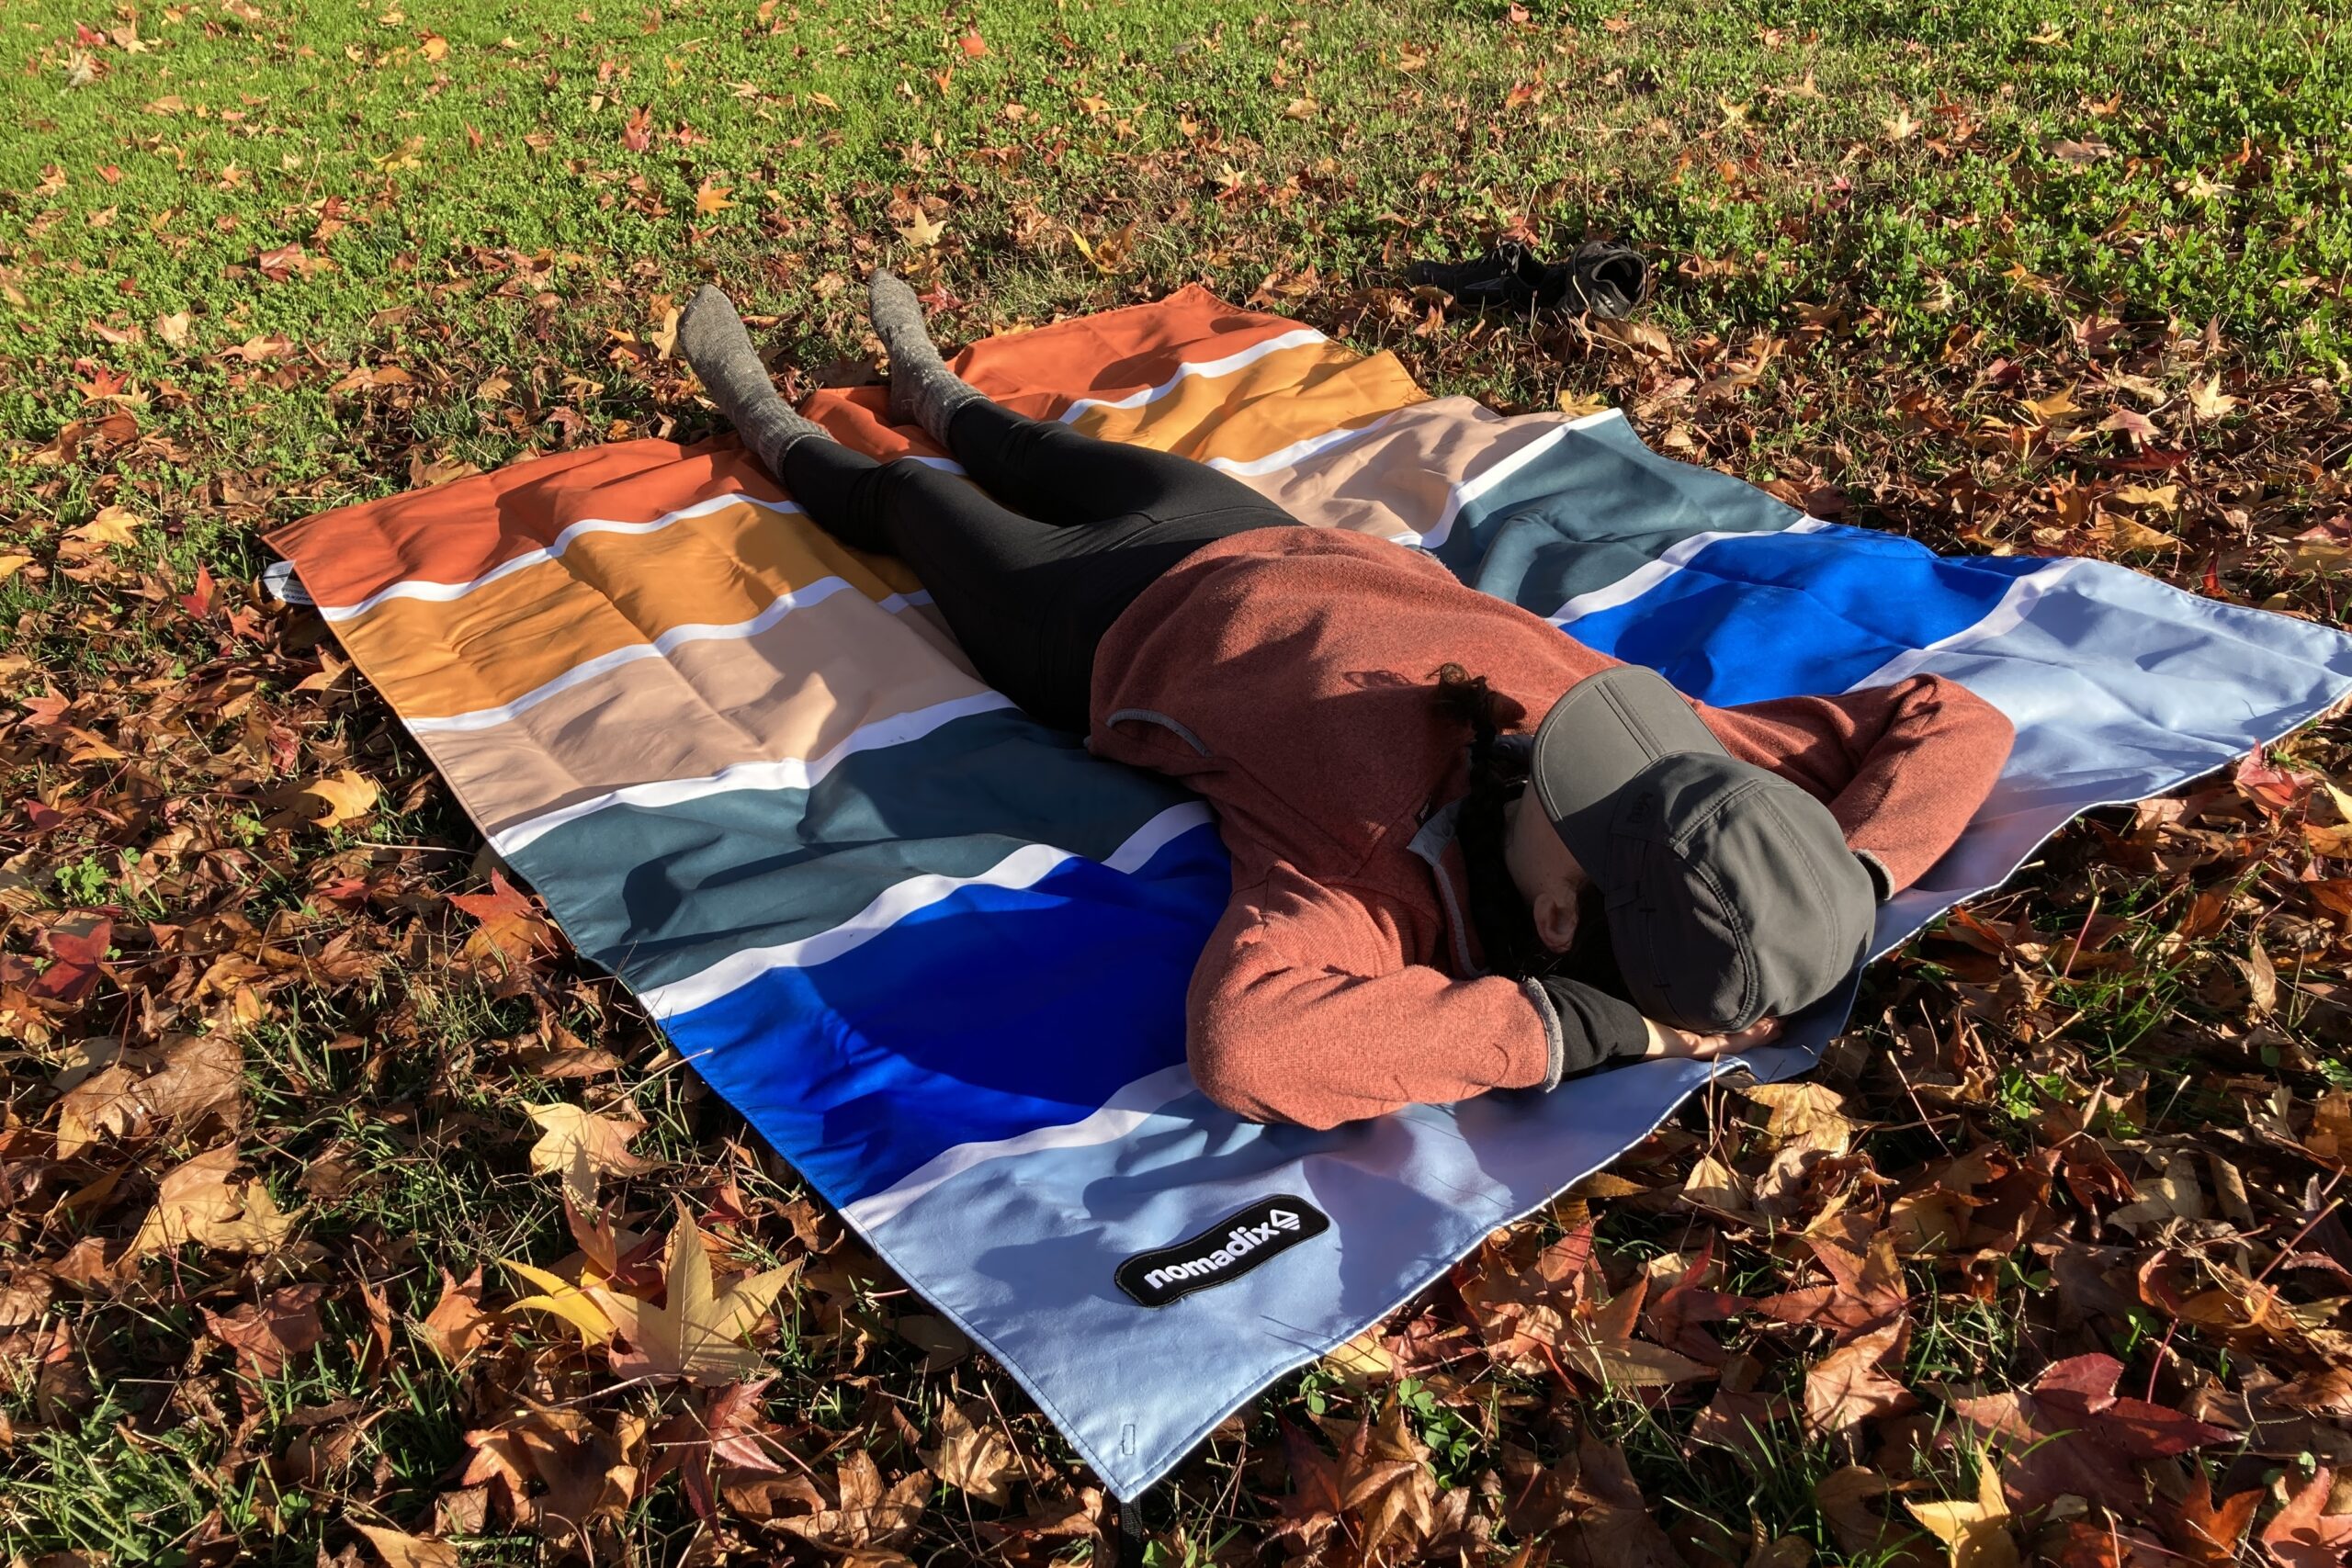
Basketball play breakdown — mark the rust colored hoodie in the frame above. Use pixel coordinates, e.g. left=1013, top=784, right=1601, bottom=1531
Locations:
left=1086, top=528, right=2015, bottom=1130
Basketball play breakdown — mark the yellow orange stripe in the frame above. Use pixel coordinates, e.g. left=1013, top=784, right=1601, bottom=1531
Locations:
left=334, top=502, right=916, bottom=718
left=1070, top=343, right=1426, bottom=468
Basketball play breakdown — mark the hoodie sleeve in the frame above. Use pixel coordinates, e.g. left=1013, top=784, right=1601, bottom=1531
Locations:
left=1182, top=862, right=1649, bottom=1129
left=1710, top=673, right=2015, bottom=897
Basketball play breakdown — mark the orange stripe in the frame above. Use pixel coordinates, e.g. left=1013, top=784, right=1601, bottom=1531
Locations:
left=267, top=440, right=788, bottom=610
left=332, top=502, right=914, bottom=719
left=1070, top=343, right=1424, bottom=465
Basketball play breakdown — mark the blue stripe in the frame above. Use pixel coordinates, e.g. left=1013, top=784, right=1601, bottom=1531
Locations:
left=1435, top=412, right=1804, bottom=613
left=662, top=820, right=1230, bottom=1205
left=1562, top=525, right=2046, bottom=705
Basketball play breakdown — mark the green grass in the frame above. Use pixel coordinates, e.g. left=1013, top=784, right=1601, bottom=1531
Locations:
left=5, top=0, right=2351, bottom=1561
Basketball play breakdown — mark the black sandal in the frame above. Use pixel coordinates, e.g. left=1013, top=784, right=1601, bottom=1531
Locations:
left=1406, top=238, right=1649, bottom=321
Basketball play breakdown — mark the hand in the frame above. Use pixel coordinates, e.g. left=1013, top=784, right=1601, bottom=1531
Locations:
left=1638, top=1014, right=1783, bottom=1061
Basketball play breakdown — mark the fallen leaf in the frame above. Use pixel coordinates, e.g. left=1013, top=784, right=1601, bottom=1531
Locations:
left=923, top=1400, right=1017, bottom=1506
left=897, top=209, right=945, bottom=247
left=694, top=178, right=734, bottom=216
left=1907, top=1463, right=2018, bottom=1568
left=298, top=769, right=379, bottom=829
left=776, top=1450, right=929, bottom=1551
left=355, top=1526, right=461, bottom=1568
left=203, top=1283, right=326, bottom=1377
left=2260, top=1467, right=2352, bottom=1568
left=526, top=1102, right=652, bottom=1212
left=1804, top=1318, right=1917, bottom=1436
left=418, top=1267, right=493, bottom=1362
left=130, top=1145, right=299, bottom=1256
left=62, top=505, right=142, bottom=555
left=501, top=1257, right=618, bottom=1346
left=591, top=1208, right=797, bottom=1384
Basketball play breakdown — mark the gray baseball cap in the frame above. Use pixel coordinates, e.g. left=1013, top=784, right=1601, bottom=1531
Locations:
left=1530, top=666, right=1875, bottom=1032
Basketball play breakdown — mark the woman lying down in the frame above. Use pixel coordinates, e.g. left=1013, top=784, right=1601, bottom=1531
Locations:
left=677, top=276, right=2016, bottom=1132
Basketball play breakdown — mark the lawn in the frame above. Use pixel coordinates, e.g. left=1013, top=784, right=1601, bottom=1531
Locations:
left=4, top=0, right=2352, bottom=1562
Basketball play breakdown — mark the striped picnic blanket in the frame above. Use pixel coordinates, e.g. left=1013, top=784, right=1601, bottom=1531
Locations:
left=269, top=288, right=2352, bottom=1499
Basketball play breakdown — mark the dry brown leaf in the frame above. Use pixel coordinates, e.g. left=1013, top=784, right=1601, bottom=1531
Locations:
left=202, top=1283, right=326, bottom=1378
left=419, top=1267, right=494, bottom=1362
left=922, top=1400, right=1018, bottom=1506
left=777, top=1450, right=929, bottom=1551
left=130, top=1145, right=298, bottom=1256
left=1746, top=1081, right=1861, bottom=1154
left=1804, top=1318, right=1917, bottom=1436
left=526, top=1102, right=651, bottom=1211
left=355, top=1525, right=462, bottom=1568
left=62, top=505, right=142, bottom=555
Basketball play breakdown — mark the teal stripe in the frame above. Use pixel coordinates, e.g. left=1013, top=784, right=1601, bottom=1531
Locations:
left=1434, top=415, right=1804, bottom=612
left=503, top=707, right=1204, bottom=991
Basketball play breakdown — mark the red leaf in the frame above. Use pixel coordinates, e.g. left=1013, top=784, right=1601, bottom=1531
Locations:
left=447, top=869, right=537, bottom=925
left=1951, top=1353, right=2233, bottom=1514
left=180, top=562, right=216, bottom=619
left=957, top=27, right=986, bottom=55
left=33, top=919, right=113, bottom=1003
left=2163, top=1469, right=2261, bottom=1568
left=622, top=106, right=653, bottom=152
left=2262, top=1469, right=2352, bottom=1568
left=2233, top=749, right=2312, bottom=815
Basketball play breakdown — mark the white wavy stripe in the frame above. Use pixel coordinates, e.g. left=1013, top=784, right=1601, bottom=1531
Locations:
left=639, top=801, right=1214, bottom=1018
left=319, top=491, right=805, bottom=621
left=1360, top=409, right=1624, bottom=552
left=1548, top=517, right=1835, bottom=626
left=843, top=1064, right=1199, bottom=1229
left=1849, top=557, right=2092, bottom=690
left=1057, top=327, right=1330, bottom=424
left=1202, top=412, right=1401, bottom=479
left=406, top=577, right=859, bottom=735
left=490, top=689, right=1019, bottom=856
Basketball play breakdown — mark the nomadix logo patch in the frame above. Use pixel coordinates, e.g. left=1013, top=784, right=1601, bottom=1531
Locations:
left=1115, top=1195, right=1331, bottom=1307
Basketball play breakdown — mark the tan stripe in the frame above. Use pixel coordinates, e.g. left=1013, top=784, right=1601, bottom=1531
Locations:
left=334, top=502, right=915, bottom=719
left=411, top=585, right=994, bottom=837
left=1224, top=396, right=1556, bottom=538
left=1070, top=342, right=1425, bottom=465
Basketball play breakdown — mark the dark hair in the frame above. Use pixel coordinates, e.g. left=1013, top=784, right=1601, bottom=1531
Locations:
left=1433, top=664, right=1619, bottom=990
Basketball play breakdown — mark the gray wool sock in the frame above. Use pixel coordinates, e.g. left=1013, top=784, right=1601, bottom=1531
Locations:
left=676, top=284, right=831, bottom=479
left=868, top=270, right=984, bottom=446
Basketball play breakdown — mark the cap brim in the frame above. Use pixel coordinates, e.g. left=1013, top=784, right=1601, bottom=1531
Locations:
left=1531, top=665, right=1727, bottom=869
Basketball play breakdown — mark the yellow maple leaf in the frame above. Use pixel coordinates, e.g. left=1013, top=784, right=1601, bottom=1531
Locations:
left=299, top=769, right=379, bottom=829
left=62, top=505, right=142, bottom=554
left=897, top=209, right=945, bottom=247
left=589, top=1208, right=797, bottom=1384
left=499, top=1256, right=617, bottom=1346
left=695, top=178, right=735, bottom=217
left=526, top=1102, right=651, bottom=1212
left=0, top=554, right=32, bottom=586
left=1557, top=389, right=1613, bottom=420
left=1907, top=1462, right=2018, bottom=1568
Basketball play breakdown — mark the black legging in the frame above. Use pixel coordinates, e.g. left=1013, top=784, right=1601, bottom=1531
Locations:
left=781, top=400, right=1297, bottom=731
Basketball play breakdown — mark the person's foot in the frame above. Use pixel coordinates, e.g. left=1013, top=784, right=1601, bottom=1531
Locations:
left=677, top=284, right=833, bottom=478
left=868, top=269, right=983, bottom=446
